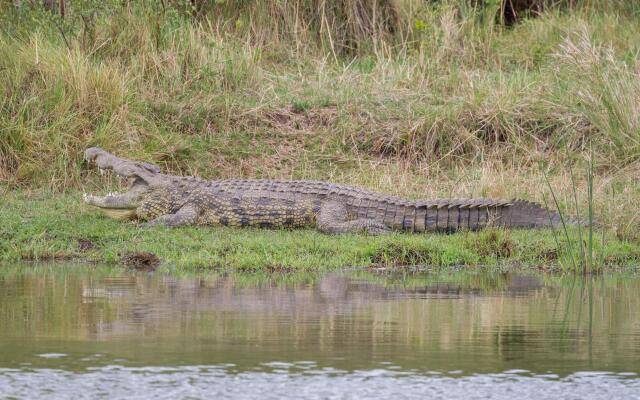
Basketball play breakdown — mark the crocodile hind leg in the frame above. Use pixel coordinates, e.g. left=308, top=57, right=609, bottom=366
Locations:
left=316, top=201, right=390, bottom=235
left=145, top=205, right=199, bottom=227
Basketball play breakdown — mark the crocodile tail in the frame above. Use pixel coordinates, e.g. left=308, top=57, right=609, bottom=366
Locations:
left=401, top=198, right=585, bottom=232
left=483, top=199, right=594, bottom=229
left=500, top=199, right=561, bottom=228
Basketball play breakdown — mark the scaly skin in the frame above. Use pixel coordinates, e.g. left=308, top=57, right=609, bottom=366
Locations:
left=83, top=147, right=566, bottom=234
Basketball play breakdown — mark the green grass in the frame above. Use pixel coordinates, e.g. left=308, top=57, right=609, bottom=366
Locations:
left=1, top=191, right=638, bottom=271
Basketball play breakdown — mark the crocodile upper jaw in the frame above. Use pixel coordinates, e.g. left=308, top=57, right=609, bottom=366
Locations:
left=83, top=147, right=158, bottom=218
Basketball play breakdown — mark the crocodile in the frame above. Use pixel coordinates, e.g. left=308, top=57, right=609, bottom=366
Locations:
left=83, top=147, right=567, bottom=234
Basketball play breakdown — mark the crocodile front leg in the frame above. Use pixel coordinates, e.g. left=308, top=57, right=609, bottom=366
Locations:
left=317, top=201, right=390, bottom=235
left=145, top=205, right=200, bottom=227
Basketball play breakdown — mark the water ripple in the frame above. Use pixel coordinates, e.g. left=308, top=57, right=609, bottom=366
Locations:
left=0, top=367, right=639, bottom=400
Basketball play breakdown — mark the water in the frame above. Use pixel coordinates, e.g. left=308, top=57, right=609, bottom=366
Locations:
left=1, top=264, right=639, bottom=399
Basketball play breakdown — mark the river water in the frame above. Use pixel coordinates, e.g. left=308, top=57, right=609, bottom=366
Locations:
left=0, top=264, right=639, bottom=399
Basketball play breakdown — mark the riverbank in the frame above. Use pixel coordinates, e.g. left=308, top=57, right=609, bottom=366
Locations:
left=1, top=191, right=638, bottom=271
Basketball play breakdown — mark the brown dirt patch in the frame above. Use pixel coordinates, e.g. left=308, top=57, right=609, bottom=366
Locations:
left=262, top=106, right=337, bottom=132
left=120, top=251, right=161, bottom=271
left=77, top=238, right=95, bottom=251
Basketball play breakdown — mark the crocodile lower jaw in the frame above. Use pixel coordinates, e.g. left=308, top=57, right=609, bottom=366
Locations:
left=100, top=208, right=137, bottom=220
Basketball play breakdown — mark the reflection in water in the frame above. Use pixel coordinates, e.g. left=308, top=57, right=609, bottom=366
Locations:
left=0, top=265, right=639, bottom=398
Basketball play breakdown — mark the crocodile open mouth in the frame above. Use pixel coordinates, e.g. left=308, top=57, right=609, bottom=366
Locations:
left=83, top=172, right=147, bottom=219
left=82, top=148, right=158, bottom=220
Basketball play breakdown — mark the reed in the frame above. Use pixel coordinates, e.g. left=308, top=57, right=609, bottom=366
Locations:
left=543, top=152, right=604, bottom=274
